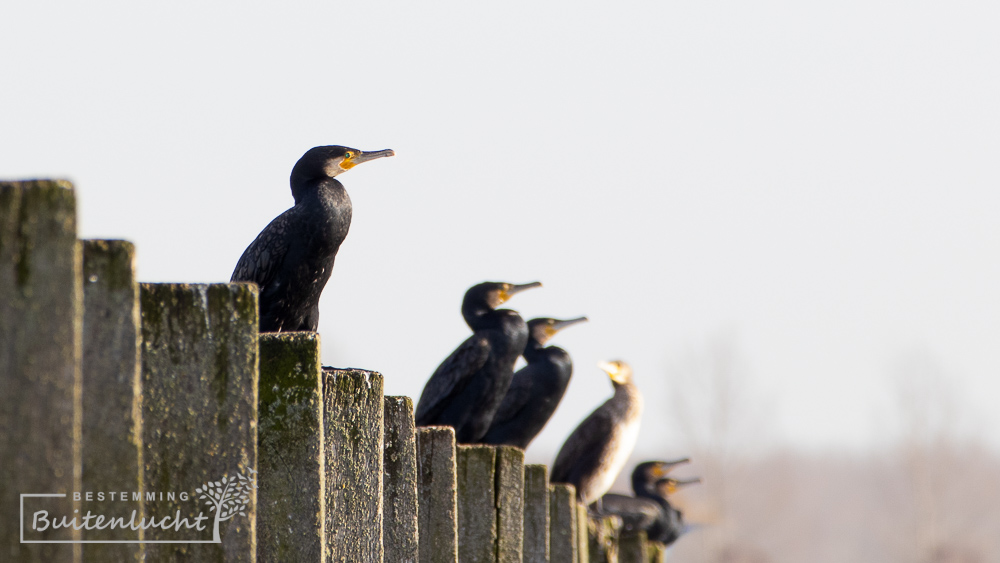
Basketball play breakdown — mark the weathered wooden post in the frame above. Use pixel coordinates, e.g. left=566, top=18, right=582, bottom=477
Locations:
left=0, top=180, right=82, bottom=562
left=456, top=445, right=497, bottom=562
left=140, top=282, right=258, bottom=561
left=549, top=484, right=577, bottom=563
left=257, top=332, right=324, bottom=562
left=384, top=396, right=419, bottom=563
left=523, top=465, right=550, bottom=563
left=416, top=427, right=458, bottom=563
left=587, top=515, right=621, bottom=563
left=80, top=240, right=142, bottom=562
left=646, top=542, right=665, bottom=563
left=495, top=446, right=524, bottom=563
left=617, top=532, right=649, bottom=563
left=577, top=504, right=591, bottom=563
left=324, top=368, right=384, bottom=563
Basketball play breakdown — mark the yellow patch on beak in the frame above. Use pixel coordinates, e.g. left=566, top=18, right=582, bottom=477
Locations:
left=544, top=325, right=557, bottom=338
left=340, top=156, right=357, bottom=170
left=498, top=285, right=511, bottom=304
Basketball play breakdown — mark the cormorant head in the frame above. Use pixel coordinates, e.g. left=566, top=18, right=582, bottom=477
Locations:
left=655, top=476, right=701, bottom=497
left=462, top=281, right=542, bottom=320
left=631, top=459, right=691, bottom=495
left=527, top=316, right=588, bottom=346
left=598, top=360, right=633, bottom=386
left=290, top=145, right=395, bottom=199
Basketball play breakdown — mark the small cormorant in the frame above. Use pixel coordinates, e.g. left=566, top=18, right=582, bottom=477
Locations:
left=479, top=316, right=588, bottom=448
left=231, top=145, right=394, bottom=332
left=600, top=460, right=700, bottom=546
left=550, top=360, right=644, bottom=504
left=415, top=281, right=541, bottom=443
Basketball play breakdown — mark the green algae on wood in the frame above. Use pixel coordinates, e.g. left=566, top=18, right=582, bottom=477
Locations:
left=257, top=333, right=323, bottom=563
left=139, top=282, right=258, bottom=562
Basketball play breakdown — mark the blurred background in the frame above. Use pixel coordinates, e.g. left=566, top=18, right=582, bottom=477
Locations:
left=3, top=1, right=999, bottom=560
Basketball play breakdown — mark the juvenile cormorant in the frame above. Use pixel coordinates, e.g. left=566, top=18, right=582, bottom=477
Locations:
left=479, top=316, right=588, bottom=448
left=550, top=360, right=644, bottom=504
left=415, top=281, right=541, bottom=443
left=599, top=460, right=700, bottom=546
left=231, top=145, right=394, bottom=332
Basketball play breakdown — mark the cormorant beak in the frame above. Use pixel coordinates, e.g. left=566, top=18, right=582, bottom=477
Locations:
left=550, top=316, right=589, bottom=333
left=651, top=458, right=691, bottom=477
left=598, top=360, right=629, bottom=384
left=499, top=281, right=542, bottom=304
left=342, top=148, right=395, bottom=170
left=658, top=476, right=701, bottom=495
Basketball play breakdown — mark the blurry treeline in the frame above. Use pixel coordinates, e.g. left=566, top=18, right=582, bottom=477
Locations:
left=658, top=333, right=1000, bottom=562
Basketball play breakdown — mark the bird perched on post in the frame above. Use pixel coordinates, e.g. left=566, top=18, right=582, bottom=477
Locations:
left=599, top=459, right=701, bottom=546
left=415, top=281, right=541, bottom=443
left=231, top=145, right=394, bottom=332
left=479, top=316, right=588, bottom=449
left=550, top=360, right=644, bottom=504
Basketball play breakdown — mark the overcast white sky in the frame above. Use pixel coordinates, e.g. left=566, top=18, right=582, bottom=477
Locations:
left=3, top=1, right=999, bottom=461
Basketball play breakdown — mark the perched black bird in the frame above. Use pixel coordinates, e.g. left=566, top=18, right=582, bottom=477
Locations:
left=550, top=360, right=644, bottom=504
left=231, top=145, right=394, bottom=332
left=600, top=460, right=701, bottom=546
left=415, top=281, right=541, bottom=443
left=479, top=316, right=588, bottom=448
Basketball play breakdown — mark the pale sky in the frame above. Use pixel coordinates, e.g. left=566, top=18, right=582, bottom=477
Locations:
left=3, top=1, right=999, bottom=461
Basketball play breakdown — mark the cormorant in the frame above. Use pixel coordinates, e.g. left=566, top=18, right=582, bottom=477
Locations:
left=415, top=281, right=541, bottom=443
left=599, top=460, right=701, bottom=546
left=479, top=316, right=588, bottom=448
left=550, top=360, right=644, bottom=504
left=231, top=145, right=394, bottom=332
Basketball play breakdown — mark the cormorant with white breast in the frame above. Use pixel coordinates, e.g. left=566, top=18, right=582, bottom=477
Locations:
left=415, top=281, right=541, bottom=443
left=599, top=459, right=701, bottom=546
left=479, top=316, right=588, bottom=448
left=231, top=145, right=394, bottom=332
left=550, top=360, right=644, bottom=504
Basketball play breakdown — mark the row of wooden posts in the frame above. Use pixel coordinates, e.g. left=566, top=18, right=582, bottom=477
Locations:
left=1, top=180, right=667, bottom=562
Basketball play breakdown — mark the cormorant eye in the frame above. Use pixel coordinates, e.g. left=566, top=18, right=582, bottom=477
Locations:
left=344, top=151, right=354, bottom=160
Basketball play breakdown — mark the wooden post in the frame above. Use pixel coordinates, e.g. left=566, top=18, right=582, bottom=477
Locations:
left=80, top=240, right=142, bottom=562
left=549, top=484, right=577, bottom=563
left=494, top=447, right=524, bottom=563
left=587, top=515, right=621, bottom=563
left=0, top=180, right=81, bottom=562
left=617, top=532, right=649, bottom=563
left=577, top=503, right=590, bottom=563
left=257, top=332, right=324, bottom=562
left=416, top=427, right=458, bottom=563
left=324, top=368, right=384, bottom=563
left=140, top=282, right=258, bottom=561
left=646, top=542, right=666, bottom=563
left=384, top=396, right=418, bottom=563
left=523, top=465, right=550, bottom=563
left=456, top=445, right=497, bottom=563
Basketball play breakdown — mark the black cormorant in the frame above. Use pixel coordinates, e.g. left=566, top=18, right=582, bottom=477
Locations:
left=415, top=281, right=541, bottom=443
left=231, top=145, right=394, bottom=332
left=550, top=360, right=644, bottom=504
left=479, top=316, right=588, bottom=448
left=599, top=460, right=700, bottom=546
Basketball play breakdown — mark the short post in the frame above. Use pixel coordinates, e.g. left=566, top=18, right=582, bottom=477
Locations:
left=549, top=484, right=577, bottom=563
left=140, top=282, right=259, bottom=561
left=323, top=368, right=384, bottom=563
left=523, top=465, right=550, bottom=563
left=416, top=427, right=458, bottom=563
left=80, top=240, right=142, bottom=562
left=646, top=542, right=666, bottom=563
left=456, top=445, right=497, bottom=563
left=384, top=396, right=419, bottom=563
left=257, top=332, right=324, bottom=562
left=587, top=515, right=621, bottom=563
left=0, top=180, right=81, bottom=562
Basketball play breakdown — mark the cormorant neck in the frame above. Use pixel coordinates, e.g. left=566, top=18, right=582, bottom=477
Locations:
left=522, top=338, right=546, bottom=360
left=291, top=175, right=343, bottom=204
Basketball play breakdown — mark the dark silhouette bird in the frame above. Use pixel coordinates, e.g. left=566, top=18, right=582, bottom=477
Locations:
left=415, top=281, right=541, bottom=443
left=231, top=145, right=394, bottom=332
left=550, top=360, right=644, bottom=504
left=479, top=316, right=588, bottom=448
left=599, top=460, right=701, bottom=546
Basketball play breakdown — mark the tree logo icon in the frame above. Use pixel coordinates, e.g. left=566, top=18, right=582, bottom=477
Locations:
left=195, top=468, right=258, bottom=543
